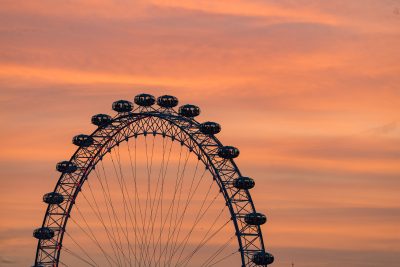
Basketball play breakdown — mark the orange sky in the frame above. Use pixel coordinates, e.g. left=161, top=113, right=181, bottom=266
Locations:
left=0, top=0, right=400, bottom=266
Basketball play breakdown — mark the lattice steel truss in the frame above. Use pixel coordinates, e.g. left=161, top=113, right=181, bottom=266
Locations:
left=34, top=103, right=268, bottom=267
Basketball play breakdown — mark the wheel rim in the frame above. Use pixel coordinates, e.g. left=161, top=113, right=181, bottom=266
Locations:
left=33, top=97, right=269, bottom=267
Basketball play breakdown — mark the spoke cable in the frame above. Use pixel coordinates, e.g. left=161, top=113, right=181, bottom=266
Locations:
left=64, top=231, right=101, bottom=267
left=63, top=246, right=96, bottom=267
left=165, top=159, right=201, bottom=265
left=199, top=235, right=236, bottom=267
left=92, top=167, right=124, bottom=266
left=70, top=205, right=119, bottom=266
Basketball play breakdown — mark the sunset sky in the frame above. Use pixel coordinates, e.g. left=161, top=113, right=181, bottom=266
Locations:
left=0, top=0, right=400, bottom=266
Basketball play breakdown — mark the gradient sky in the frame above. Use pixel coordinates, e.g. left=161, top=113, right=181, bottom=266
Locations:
left=1, top=0, right=400, bottom=266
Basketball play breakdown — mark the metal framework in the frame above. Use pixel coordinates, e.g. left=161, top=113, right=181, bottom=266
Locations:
left=34, top=100, right=268, bottom=267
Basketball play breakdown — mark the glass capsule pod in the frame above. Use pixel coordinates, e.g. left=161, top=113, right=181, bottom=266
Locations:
left=112, top=100, right=133, bottom=113
left=134, top=93, right=156, bottom=107
left=244, top=212, right=267, bottom=225
left=199, top=122, right=221, bottom=135
left=72, top=134, right=93, bottom=147
left=91, top=114, right=112, bottom=127
left=157, top=95, right=179, bottom=108
left=252, top=251, right=274, bottom=265
left=33, top=227, right=54, bottom=240
left=218, top=146, right=240, bottom=159
left=179, top=104, right=200, bottom=117
left=233, top=177, right=255, bottom=189
left=43, top=192, right=64, bottom=205
left=56, top=161, right=77, bottom=173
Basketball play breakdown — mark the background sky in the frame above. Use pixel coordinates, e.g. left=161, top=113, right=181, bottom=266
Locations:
left=0, top=0, right=400, bottom=266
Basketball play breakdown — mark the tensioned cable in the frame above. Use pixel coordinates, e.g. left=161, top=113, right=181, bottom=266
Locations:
left=149, top=137, right=175, bottom=266
left=207, top=250, right=238, bottom=267
left=166, top=166, right=209, bottom=262
left=73, top=194, right=127, bottom=266
left=36, top=111, right=265, bottom=267
left=171, top=204, right=227, bottom=266
left=63, top=231, right=100, bottom=267
left=137, top=135, right=154, bottom=264
left=109, top=149, right=133, bottom=266
left=69, top=178, right=117, bottom=266
left=162, top=146, right=190, bottom=265
left=99, top=159, right=127, bottom=266
left=169, top=160, right=202, bottom=263
left=85, top=175, right=120, bottom=266
left=58, top=259, right=70, bottom=267
left=68, top=203, right=119, bottom=266
left=190, top=206, right=228, bottom=257
left=164, top=149, right=192, bottom=265
left=156, top=175, right=216, bottom=266
left=126, top=138, right=139, bottom=264
left=68, top=213, right=116, bottom=266
left=109, top=148, right=143, bottom=266
left=61, top=129, right=240, bottom=266
left=113, top=145, right=143, bottom=265
left=63, top=244, right=96, bottom=266
left=86, top=162, right=135, bottom=264
left=173, top=189, right=225, bottom=266
left=92, top=167, right=124, bottom=266
left=114, top=146, right=134, bottom=256
left=152, top=143, right=183, bottom=265
left=199, top=235, right=236, bottom=267
left=142, top=135, right=168, bottom=264
left=180, top=219, right=232, bottom=267
left=127, top=137, right=149, bottom=267
left=145, top=136, right=171, bottom=266
left=165, top=148, right=194, bottom=265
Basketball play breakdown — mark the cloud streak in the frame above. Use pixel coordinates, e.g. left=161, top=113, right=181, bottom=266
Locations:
left=0, top=1, right=399, bottom=267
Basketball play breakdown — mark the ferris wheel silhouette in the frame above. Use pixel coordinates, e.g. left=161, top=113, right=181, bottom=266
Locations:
left=32, top=93, right=274, bottom=267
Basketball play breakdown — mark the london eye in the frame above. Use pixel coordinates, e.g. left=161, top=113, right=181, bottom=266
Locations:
left=32, top=93, right=274, bottom=267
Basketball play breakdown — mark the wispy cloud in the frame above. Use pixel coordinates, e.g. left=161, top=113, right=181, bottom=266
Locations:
left=0, top=1, right=399, bottom=267
left=367, top=120, right=399, bottom=136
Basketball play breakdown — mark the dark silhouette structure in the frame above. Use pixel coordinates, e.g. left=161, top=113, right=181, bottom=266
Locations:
left=32, top=93, right=273, bottom=266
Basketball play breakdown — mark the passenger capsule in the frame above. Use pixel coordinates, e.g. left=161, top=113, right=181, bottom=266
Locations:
left=134, top=93, right=156, bottom=107
left=252, top=251, right=274, bottom=265
left=244, top=212, right=267, bottom=225
left=112, top=100, right=133, bottom=113
left=178, top=104, right=200, bottom=117
left=218, top=146, right=239, bottom=159
left=72, top=134, right=93, bottom=147
left=157, top=95, right=179, bottom=108
left=233, top=177, right=255, bottom=190
left=91, top=114, right=112, bottom=127
left=56, top=161, right=77, bottom=173
left=199, top=122, right=221, bottom=135
left=43, top=192, right=64, bottom=205
left=33, top=227, right=54, bottom=240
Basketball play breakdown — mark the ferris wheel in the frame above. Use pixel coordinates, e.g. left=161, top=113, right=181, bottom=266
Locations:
left=32, top=93, right=274, bottom=267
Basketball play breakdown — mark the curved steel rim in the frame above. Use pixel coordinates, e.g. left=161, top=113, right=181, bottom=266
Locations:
left=34, top=105, right=266, bottom=267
